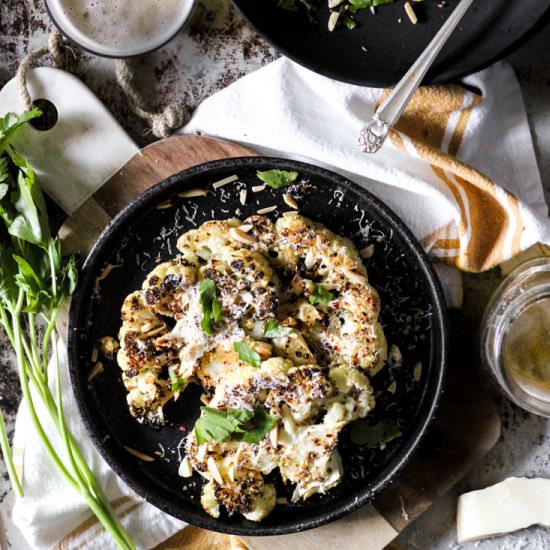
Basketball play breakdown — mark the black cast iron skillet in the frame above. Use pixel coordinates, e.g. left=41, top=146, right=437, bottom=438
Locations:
left=68, top=157, right=448, bottom=536
left=231, top=0, right=550, bottom=87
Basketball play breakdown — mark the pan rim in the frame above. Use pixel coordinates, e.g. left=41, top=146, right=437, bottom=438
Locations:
left=68, top=156, right=448, bottom=536
left=231, top=0, right=550, bottom=88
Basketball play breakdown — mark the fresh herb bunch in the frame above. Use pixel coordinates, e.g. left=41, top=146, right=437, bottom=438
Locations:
left=277, top=0, right=394, bottom=30
left=0, top=110, right=134, bottom=549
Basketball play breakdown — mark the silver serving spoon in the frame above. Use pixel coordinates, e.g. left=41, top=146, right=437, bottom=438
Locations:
left=358, top=0, right=475, bottom=154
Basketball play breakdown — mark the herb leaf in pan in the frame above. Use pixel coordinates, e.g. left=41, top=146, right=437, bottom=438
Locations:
left=234, top=341, right=261, bottom=368
left=350, top=418, right=402, bottom=448
left=199, top=278, right=222, bottom=335
left=263, top=319, right=294, bottom=338
left=256, top=169, right=298, bottom=189
left=309, top=284, right=336, bottom=305
left=195, top=404, right=278, bottom=445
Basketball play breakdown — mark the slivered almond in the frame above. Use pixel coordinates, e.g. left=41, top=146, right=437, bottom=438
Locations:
left=239, top=224, right=253, bottom=233
left=387, top=381, right=397, bottom=394
left=90, top=347, right=99, bottom=363
left=257, top=205, right=277, bottom=215
left=196, top=445, right=207, bottom=462
left=156, top=200, right=173, bottom=210
left=207, top=456, right=224, bottom=484
left=252, top=185, right=266, bottom=193
left=124, top=446, right=155, bottom=462
left=328, top=0, right=344, bottom=7
left=178, top=456, right=193, bottom=478
left=404, top=2, right=417, bottom=24
left=328, top=11, right=340, bottom=31
left=178, top=188, right=208, bottom=198
left=212, top=174, right=238, bottom=189
left=229, top=226, right=257, bottom=245
left=342, top=268, right=368, bottom=285
left=87, top=361, right=104, bottom=383
left=239, top=188, right=247, bottom=206
left=269, top=424, right=279, bottom=447
left=282, top=211, right=299, bottom=217
left=97, top=264, right=114, bottom=281
left=283, top=194, right=298, bottom=209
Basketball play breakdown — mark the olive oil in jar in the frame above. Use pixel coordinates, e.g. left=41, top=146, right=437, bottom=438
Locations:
left=482, top=257, right=550, bottom=417
left=502, top=297, right=550, bottom=402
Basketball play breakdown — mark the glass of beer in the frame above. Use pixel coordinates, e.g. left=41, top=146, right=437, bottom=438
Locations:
left=45, top=0, right=195, bottom=57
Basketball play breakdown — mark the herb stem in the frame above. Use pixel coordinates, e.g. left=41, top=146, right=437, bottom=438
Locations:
left=11, top=303, right=80, bottom=491
left=0, top=410, right=23, bottom=497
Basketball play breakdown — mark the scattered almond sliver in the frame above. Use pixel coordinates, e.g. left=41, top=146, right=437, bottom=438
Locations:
left=239, top=224, right=253, bottom=233
left=90, top=347, right=99, bottom=363
left=328, top=11, right=340, bottom=31
left=239, top=188, right=247, bottom=206
left=178, top=188, right=208, bottom=198
left=270, top=425, right=279, bottom=447
left=97, top=264, right=115, bottom=282
left=207, top=456, right=224, bottom=484
left=404, top=2, right=417, bottom=24
left=156, top=200, right=173, bottom=210
left=124, top=446, right=155, bottom=462
left=178, top=456, right=193, bottom=478
left=257, top=205, right=277, bottom=215
left=212, top=174, right=238, bottom=189
left=229, top=226, right=257, bottom=244
left=252, top=185, right=266, bottom=193
left=283, top=194, right=298, bottom=209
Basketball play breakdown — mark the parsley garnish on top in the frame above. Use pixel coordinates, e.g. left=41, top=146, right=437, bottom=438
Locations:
left=199, top=278, right=222, bottom=335
left=169, top=370, right=188, bottom=394
left=194, top=404, right=278, bottom=445
left=263, top=319, right=294, bottom=338
left=233, top=341, right=261, bottom=368
left=256, top=169, right=298, bottom=189
left=309, top=284, right=336, bottom=305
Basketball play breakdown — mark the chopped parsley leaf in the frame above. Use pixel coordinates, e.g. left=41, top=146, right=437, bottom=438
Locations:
left=194, top=404, right=278, bottom=445
left=263, top=319, right=294, bottom=338
left=309, top=285, right=336, bottom=305
left=199, top=278, right=222, bottom=335
left=233, top=341, right=261, bottom=368
left=256, top=169, right=299, bottom=189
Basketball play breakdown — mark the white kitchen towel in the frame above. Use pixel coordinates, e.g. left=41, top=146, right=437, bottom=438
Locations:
left=182, top=57, right=550, bottom=275
left=11, top=333, right=186, bottom=550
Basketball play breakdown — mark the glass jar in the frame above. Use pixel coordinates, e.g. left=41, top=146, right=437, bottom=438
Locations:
left=482, top=257, right=550, bottom=417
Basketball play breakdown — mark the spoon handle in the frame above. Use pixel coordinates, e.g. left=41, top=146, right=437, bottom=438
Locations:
left=358, top=0, right=475, bottom=153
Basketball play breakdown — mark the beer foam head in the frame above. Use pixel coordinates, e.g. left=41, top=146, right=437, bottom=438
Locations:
left=47, top=0, right=194, bottom=56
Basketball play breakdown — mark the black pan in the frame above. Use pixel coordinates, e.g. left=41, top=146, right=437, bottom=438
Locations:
left=68, top=157, right=448, bottom=536
left=232, top=0, right=550, bottom=87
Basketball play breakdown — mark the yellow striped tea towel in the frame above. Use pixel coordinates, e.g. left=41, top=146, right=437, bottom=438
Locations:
left=182, top=58, right=549, bottom=274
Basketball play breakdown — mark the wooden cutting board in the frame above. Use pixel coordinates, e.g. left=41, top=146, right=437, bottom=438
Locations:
left=60, top=135, right=501, bottom=550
